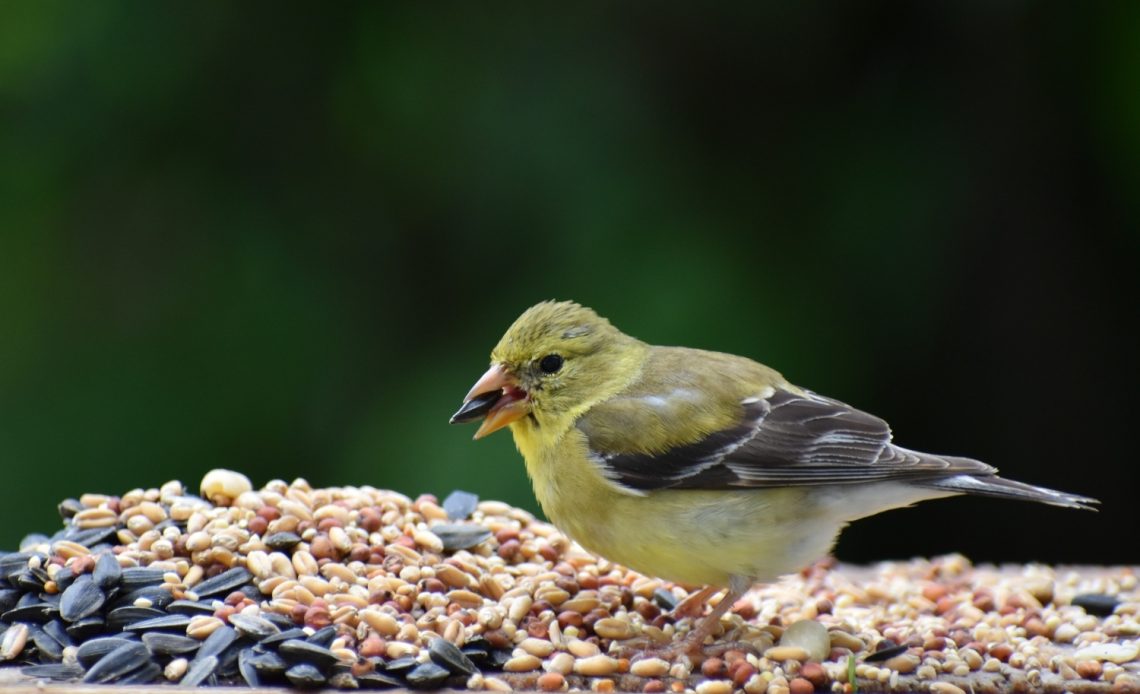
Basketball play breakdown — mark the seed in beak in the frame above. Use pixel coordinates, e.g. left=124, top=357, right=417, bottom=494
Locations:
left=449, top=391, right=503, bottom=424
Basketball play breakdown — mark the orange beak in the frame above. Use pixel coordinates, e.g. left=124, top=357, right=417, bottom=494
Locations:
left=449, top=364, right=531, bottom=439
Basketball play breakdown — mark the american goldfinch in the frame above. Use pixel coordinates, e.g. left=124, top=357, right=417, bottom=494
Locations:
left=451, top=301, right=1097, bottom=651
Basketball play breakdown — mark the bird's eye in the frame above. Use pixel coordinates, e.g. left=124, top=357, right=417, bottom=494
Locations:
left=539, top=354, right=563, bottom=374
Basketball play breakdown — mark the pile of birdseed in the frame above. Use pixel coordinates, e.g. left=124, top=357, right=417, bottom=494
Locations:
left=0, top=470, right=1136, bottom=693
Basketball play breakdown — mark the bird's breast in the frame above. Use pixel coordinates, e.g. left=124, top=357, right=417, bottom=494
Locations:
left=510, top=422, right=627, bottom=544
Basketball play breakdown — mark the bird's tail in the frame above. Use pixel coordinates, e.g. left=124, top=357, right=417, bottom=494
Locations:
left=920, top=473, right=1099, bottom=511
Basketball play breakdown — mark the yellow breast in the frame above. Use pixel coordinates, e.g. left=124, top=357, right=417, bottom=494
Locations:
left=508, top=417, right=852, bottom=588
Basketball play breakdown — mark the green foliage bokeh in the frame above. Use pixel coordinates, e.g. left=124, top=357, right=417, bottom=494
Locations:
left=1, top=2, right=1136, bottom=562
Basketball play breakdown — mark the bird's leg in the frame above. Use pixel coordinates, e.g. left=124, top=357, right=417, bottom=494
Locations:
left=616, top=579, right=756, bottom=659
left=671, top=585, right=719, bottom=620
left=668, top=584, right=745, bottom=655
left=668, top=575, right=763, bottom=657
left=612, top=586, right=729, bottom=658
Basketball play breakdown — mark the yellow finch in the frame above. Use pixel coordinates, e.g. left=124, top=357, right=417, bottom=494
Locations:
left=450, top=300, right=1097, bottom=651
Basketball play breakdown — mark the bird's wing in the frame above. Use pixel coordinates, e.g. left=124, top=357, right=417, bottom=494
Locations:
left=577, top=387, right=995, bottom=492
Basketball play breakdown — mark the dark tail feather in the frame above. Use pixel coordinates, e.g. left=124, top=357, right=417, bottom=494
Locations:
left=921, top=474, right=1099, bottom=511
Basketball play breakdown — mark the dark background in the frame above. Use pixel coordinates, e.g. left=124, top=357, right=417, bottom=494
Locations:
left=1, top=2, right=1136, bottom=565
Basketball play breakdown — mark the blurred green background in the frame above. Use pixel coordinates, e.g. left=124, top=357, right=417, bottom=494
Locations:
left=1, top=2, right=1136, bottom=564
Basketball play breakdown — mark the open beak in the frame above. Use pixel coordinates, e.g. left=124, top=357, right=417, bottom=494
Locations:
left=450, top=364, right=531, bottom=439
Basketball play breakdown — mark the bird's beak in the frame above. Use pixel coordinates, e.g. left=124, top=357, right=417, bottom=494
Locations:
left=450, top=364, right=531, bottom=439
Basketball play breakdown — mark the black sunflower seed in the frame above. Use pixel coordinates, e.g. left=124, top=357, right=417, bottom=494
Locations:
left=21, top=663, right=85, bottom=680
left=39, top=591, right=62, bottom=608
left=358, top=671, right=403, bottom=689
left=107, top=605, right=166, bottom=630
left=236, top=584, right=262, bottom=601
left=123, top=613, right=192, bottom=632
left=142, top=631, right=201, bottom=656
left=285, top=662, right=327, bottom=688
left=263, top=532, right=303, bottom=551
left=180, top=654, right=218, bottom=687
left=16, top=591, right=42, bottom=608
left=864, top=640, right=908, bottom=662
left=0, top=552, right=37, bottom=582
left=449, top=391, right=501, bottom=424
left=487, top=648, right=512, bottom=669
left=429, top=636, right=477, bottom=675
left=65, top=615, right=105, bottom=640
left=236, top=647, right=260, bottom=687
left=245, top=647, right=288, bottom=678
left=328, top=672, right=357, bottom=689
left=262, top=611, right=298, bottom=630
left=118, top=660, right=163, bottom=684
left=52, top=566, right=77, bottom=591
left=190, top=567, right=253, bottom=598
left=428, top=524, right=492, bottom=551
left=57, top=499, right=84, bottom=520
left=82, top=640, right=151, bottom=683
left=165, top=599, right=217, bottom=615
left=1072, top=593, right=1119, bottom=617
left=384, top=656, right=418, bottom=674
left=76, top=636, right=140, bottom=668
left=405, top=661, right=451, bottom=689
left=62, top=526, right=120, bottom=548
left=260, top=627, right=309, bottom=647
left=29, top=564, right=52, bottom=585
left=60, top=574, right=105, bottom=622
left=3, top=602, right=59, bottom=623
left=652, top=587, right=679, bottom=611
left=119, top=567, right=167, bottom=590
left=460, top=635, right=491, bottom=662
left=196, top=625, right=238, bottom=660
left=216, top=640, right=245, bottom=678
left=15, top=569, right=47, bottom=592
left=229, top=613, right=279, bottom=640
left=460, top=645, right=489, bottom=662
left=42, top=619, right=73, bottom=649
left=278, top=639, right=338, bottom=669
left=306, top=625, right=337, bottom=647
left=443, top=490, right=479, bottom=520
left=92, top=552, right=122, bottom=590
left=108, top=585, right=173, bottom=610
left=0, top=588, right=19, bottom=612
left=29, top=624, right=64, bottom=661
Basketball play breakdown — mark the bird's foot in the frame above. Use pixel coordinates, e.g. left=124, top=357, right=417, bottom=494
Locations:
left=614, top=583, right=763, bottom=662
left=609, top=635, right=674, bottom=659
left=613, top=634, right=761, bottom=663
left=612, top=636, right=702, bottom=663
left=670, top=585, right=718, bottom=620
left=694, top=638, right=763, bottom=659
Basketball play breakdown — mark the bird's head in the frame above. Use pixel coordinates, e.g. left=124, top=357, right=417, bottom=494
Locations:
left=451, top=300, right=646, bottom=439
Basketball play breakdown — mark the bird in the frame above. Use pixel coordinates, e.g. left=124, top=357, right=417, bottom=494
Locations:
left=449, top=300, right=1097, bottom=653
